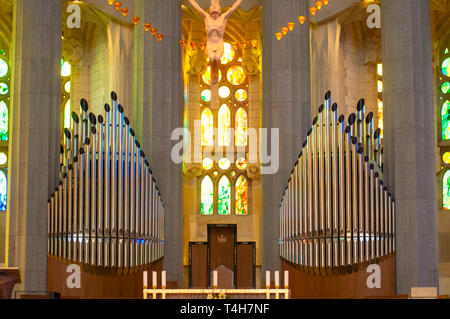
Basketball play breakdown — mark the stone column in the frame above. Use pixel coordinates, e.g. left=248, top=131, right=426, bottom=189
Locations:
left=262, top=0, right=311, bottom=274
left=381, top=0, right=439, bottom=293
left=6, top=0, right=62, bottom=292
left=133, top=0, right=183, bottom=287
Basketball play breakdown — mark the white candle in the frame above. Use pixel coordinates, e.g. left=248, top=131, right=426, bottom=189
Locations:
left=152, top=271, right=157, bottom=288
left=143, top=271, right=148, bottom=288
left=265, top=271, right=270, bottom=288
left=275, top=271, right=280, bottom=288
left=284, top=271, right=289, bottom=288
left=162, top=271, right=167, bottom=288
left=213, top=271, right=218, bottom=288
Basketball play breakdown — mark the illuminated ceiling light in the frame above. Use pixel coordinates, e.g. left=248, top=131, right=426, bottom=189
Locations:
left=287, top=22, right=295, bottom=31
left=157, top=34, right=164, bottom=42
left=251, top=39, right=258, bottom=48
left=132, top=17, right=140, bottom=25
left=151, top=28, right=158, bottom=37
left=275, top=32, right=283, bottom=41
left=310, top=7, right=317, bottom=16
left=107, top=0, right=115, bottom=5
left=281, top=27, right=289, bottom=36
left=144, top=23, right=151, bottom=32
left=114, top=2, right=122, bottom=11
left=298, top=16, right=306, bottom=24
left=324, top=0, right=329, bottom=5
left=316, top=1, right=323, bottom=10
left=121, top=8, right=129, bottom=16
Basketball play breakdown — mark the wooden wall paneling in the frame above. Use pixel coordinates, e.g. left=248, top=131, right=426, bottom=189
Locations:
left=189, top=242, right=208, bottom=288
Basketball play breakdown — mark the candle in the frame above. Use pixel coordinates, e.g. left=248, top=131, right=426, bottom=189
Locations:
left=275, top=271, right=280, bottom=288
left=162, top=271, right=167, bottom=288
left=213, top=271, right=218, bottom=288
left=284, top=271, right=289, bottom=288
left=143, top=271, right=148, bottom=288
left=152, top=271, right=157, bottom=288
left=265, top=271, right=270, bottom=288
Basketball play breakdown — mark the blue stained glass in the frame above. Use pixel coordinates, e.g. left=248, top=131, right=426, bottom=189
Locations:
left=0, top=170, right=7, bottom=211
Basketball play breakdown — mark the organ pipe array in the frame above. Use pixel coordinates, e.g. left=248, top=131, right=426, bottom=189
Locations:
left=280, top=92, right=395, bottom=273
left=48, top=92, right=165, bottom=271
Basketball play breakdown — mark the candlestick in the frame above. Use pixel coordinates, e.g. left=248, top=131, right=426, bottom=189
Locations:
left=275, top=271, right=280, bottom=288
left=152, top=271, right=157, bottom=288
left=284, top=270, right=289, bottom=288
left=143, top=271, right=148, bottom=289
left=265, top=271, right=270, bottom=288
left=162, top=271, right=167, bottom=288
left=213, top=271, right=218, bottom=288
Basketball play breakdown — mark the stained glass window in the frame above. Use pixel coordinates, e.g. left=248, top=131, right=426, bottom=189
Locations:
left=443, top=152, right=450, bottom=164
left=221, top=43, right=235, bottom=65
left=218, top=104, right=230, bottom=146
left=236, top=158, right=248, bottom=170
left=219, top=86, right=230, bottom=99
left=0, top=152, right=6, bottom=165
left=377, top=80, right=383, bottom=93
left=442, top=100, right=450, bottom=140
left=61, top=60, right=71, bottom=77
left=0, top=100, right=8, bottom=141
left=235, top=108, right=248, bottom=146
left=227, top=65, right=246, bottom=86
left=378, top=99, right=384, bottom=139
left=377, top=63, right=383, bottom=77
left=0, top=58, right=8, bottom=78
left=218, top=176, right=231, bottom=215
left=202, top=66, right=222, bottom=85
left=202, top=157, right=214, bottom=170
left=201, top=108, right=214, bottom=146
left=64, top=81, right=71, bottom=94
left=444, top=170, right=450, bottom=210
left=442, top=57, right=450, bottom=77
left=64, top=99, right=71, bottom=129
left=235, top=175, right=248, bottom=215
left=0, top=83, right=8, bottom=95
left=235, top=89, right=247, bottom=102
left=201, top=89, right=211, bottom=102
left=442, top=82, right=450, bottom=95
left=0, top=170, right=6, bottom=211
left=218, top=158, right=231, bottom=170
left=201, top=175, right=214, bottom=215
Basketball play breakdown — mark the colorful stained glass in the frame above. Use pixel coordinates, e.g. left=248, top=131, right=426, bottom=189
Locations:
left=235, top=89, right=247, bottom=102
left=442, top=100, right=450, bottom=140
left=0, top=58, right=8, bottom=78
left=219, top=86, right=230, bottom=99
left=443, top=152, right=450, bottom=164
left=218, top=176, right=231, bottom=215
left=221, top=43, right=235, bottom=65
left=235, top=175, right=248, bottom=215
left=203, top=157, right=214, bottom=170
left=218, top=104, right=231, bottom=146
left=64, top=99, right=71, bottom=129
left=235, top=108, right=248, bottom=146
left=61, top=60, right=71, bottom=77
left=201, top=175, right=214, bottom=215
left=0, top=83, right=8, bottom=95
left=0, top=152, right=6, bottom=165
left=227, top=65, right=246, bottom=86
left=0, top=101, right=8, bottom=141
left=378, top=99, right=384, bottom=139
left=202, top=66, right=222, bottom=85
left=218, top=158, right=231, bottom=170
left=201, top=89, right=211, bottom=102
left=201, top=108, right=214, bottom=146
left=236, top=158, right=248, bottom=170
left=442, top=57, right=450, bottom=77
left=64, top=81, right=71, bottom=94
left=0, top=170, right=6, bottom=211
left=442, top=82, right=450, bottom=95
left=444, top=170, right=450, bottom=210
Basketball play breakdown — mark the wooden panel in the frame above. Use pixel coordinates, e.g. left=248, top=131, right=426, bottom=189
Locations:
left=190, top=244, right=208, bottom=288
left=236, top=244, right=254, bottom=288
left=47, top=256, right=165, bottom=299
left=209, top=226, right=235, bottom=272
left=281, top=254, right=396, bottom=298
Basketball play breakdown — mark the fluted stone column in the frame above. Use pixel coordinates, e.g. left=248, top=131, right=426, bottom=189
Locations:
left=6, top=0, right=62, bottom=292
left=381, top=0, right=439, bottom=294
left=262, top=0, right=311, bottom=273
left=133, top=0, right=183, bottom=286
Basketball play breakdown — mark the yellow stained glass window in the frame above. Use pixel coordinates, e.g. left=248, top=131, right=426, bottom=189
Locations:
left=201, top=108, right=214, bottom=146
left=203, top=157, right=214, bottom=170
left=377, top=63, right=383, bottom=77
left=218, top=158, right=231, bottom=170
left=236, top=158, right=248, bottom=170
left=218, top=104, right=231, bottom=146
left=235, top=108, right=248, bottom=146
left=201, top=89, right=211, bottom=102
left=219, top=86, right=230, bottom=99
left=61, top=60, right=71, bottom=77
left=443, top=152, right=450, bottom=164
left=378, top=99, right=384, bottom=139
left=235, top=175, right=248, bottom=215
left=64, top=99, right=71, bottom=129
left=221, top=42, right=235, bottom=65
left=377, top=80, right=383, bottom=93
left=227, top=65, right=246, bottom=86
left=64, top=81, right=71, bottom=94
left=235, top=89, right=247, bottom=102
left=201, top=176, right=214, bottom=215
left=202, top=66, right=222, bottom=86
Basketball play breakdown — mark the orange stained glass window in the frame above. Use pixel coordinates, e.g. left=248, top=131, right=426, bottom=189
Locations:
left=235, top=89, right=248, bottom=102
left=218, top=104, right=231, bottom=146
left=235, top=175, right=248, bottom=215
left=235, top=107, right=248, bottom=146
left=378, top=99, right=384, bottom=139
left=227, top=65, right=246, bottom=86
left=202, top=66, right=222, bottom=86
left=201, top=107, right=214, bottom=146
left=221, top=42, right=235, bottom=65
left=236, top=158, right=248, bottom=170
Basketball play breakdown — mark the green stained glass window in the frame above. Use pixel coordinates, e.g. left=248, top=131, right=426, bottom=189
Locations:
left=445, top=48, right=449, bottom=54
left=444, top=170, right=450, bottom=210
left=0, top=101, right=8, bottom=141
left=442, top=57, right=450, bottom=78
left=201, top=175, right=214, bottom=215
left=442, top=100, right=450, bottom=139
left=0, top=170, right=6, bottom=211
left=442, top=82, right=450, bottom=95
left=0, top=83, right=8, bottom=95
left=235, top=175, right=248, bottom=215
left=218, top=176, right=231, bottom=215
left=0, top=58, right=8, bottom=78
left=201, top=89, right=211, bottom=102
